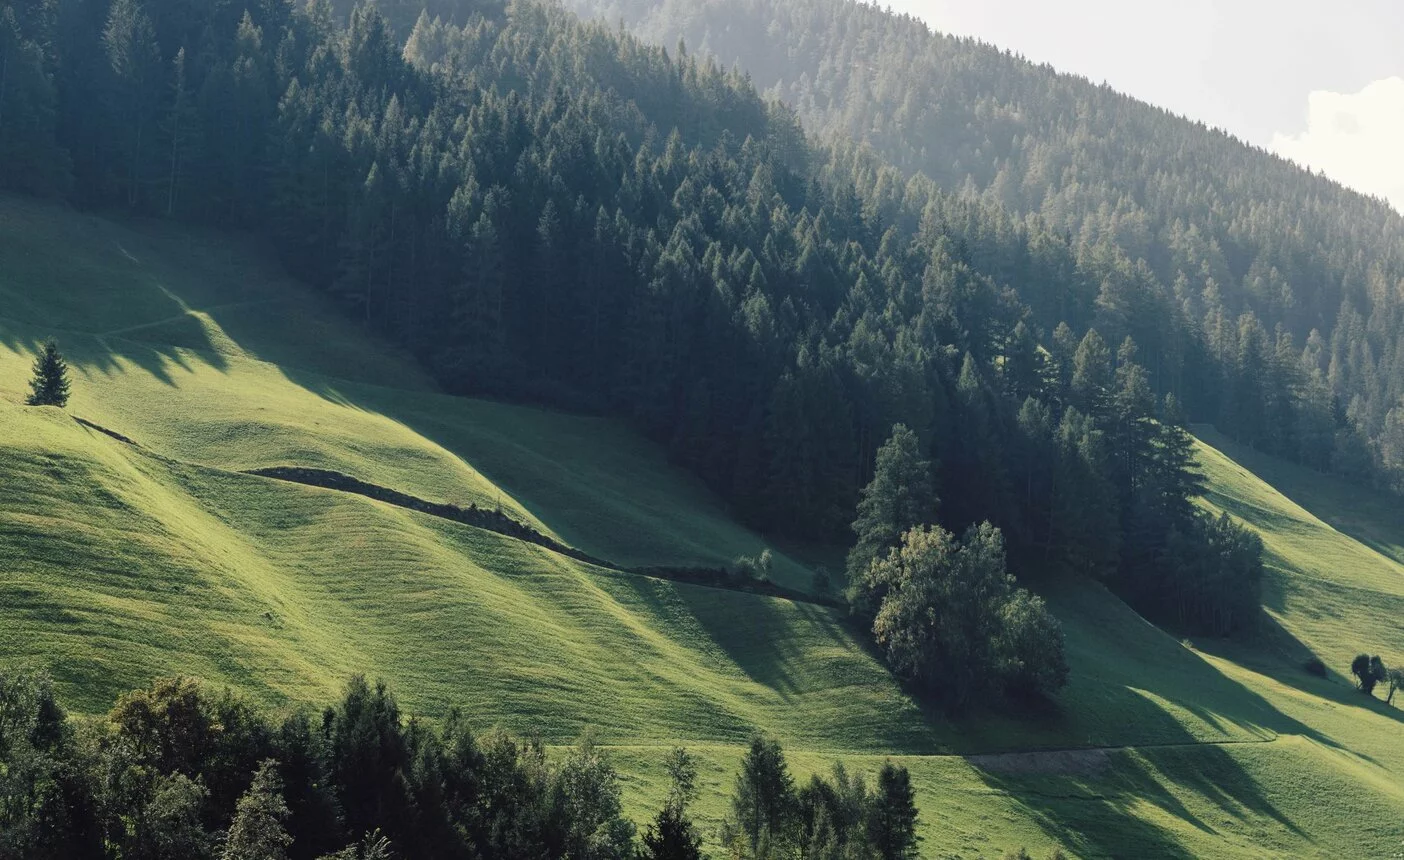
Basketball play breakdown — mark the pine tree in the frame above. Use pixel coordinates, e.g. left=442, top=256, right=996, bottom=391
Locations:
left=722, top=736, right=797, bottom=860
left=866, top=762, right=919, bottom=860
left=223, top=760, right=292, bottom=860
left=639, top=807, right=703, bottom=860
left=25, top=340, right=70, bottom=407
left=161, top=47, right=196, bottom=217
left=846, top=424, right=937, bottom=617
left=1071, top=329, right=1112, bottom=418
left=103, top=0, right=160, bottom=207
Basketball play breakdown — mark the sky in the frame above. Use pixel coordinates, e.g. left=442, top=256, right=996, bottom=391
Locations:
left=879, top=0, right=1404, bottom=211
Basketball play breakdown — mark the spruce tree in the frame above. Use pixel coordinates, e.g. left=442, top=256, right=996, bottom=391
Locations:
left=641, top=748, right=704, bottom=859
left=222, top=760, right=292, bottom=860
left=723, top=736, right=797, bottom=860
left=26, top=340, right=70, bottom=407
left=866, top=762, right=920, bottom=860
left=846, top=424, right=937, bottom=617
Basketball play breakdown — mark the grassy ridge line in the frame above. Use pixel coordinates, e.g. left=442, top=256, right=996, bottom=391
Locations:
left=0, top=402, right=932, bottom=750
left=68, top=410, right=832, bottom=605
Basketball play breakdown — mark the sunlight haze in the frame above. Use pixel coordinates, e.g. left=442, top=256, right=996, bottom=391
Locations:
left=881, top=0, right=1404, bottom=210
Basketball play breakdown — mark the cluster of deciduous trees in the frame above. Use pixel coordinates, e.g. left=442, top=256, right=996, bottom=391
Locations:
left=1351, top=653, right=1404, bottom=705
left=0, top=668, right=934, bottom=859
left=0, top=0, right=1258, bottom=633
left=569, top=0, right=1404, bottom=496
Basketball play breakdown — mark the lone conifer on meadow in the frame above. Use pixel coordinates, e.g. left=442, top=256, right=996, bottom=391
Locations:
left=25, top=339, right=70, bottom=407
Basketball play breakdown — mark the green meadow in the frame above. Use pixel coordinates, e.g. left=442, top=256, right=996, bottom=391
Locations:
left=2, top=196, right=1403, bottom=857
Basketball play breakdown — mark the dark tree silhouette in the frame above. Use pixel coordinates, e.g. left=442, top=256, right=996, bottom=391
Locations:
left=25, top=340, right=71, bottom=407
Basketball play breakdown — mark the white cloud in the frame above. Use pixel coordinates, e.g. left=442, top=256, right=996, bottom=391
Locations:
left=1271, top=77, right=1404, bottom=212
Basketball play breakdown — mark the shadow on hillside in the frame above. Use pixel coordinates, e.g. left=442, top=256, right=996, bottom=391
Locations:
left=676, top=585, right=823, bottom=697
left=0, top=316, right=230, bottom=390
left=1194, top=610, right=1404, bottom=738
left=976, top=737, right=1303, bottom=858
left=948, top=578, right=1341, bottom=855
left=1194, top=426, right=1404, bottom=566
left=967, top=627, right=1328, bottom=856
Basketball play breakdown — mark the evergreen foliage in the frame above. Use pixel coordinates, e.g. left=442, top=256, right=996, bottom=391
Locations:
left=25, top=340, right=70, bottom=407
left=0, top=0, right=1259, bottom=637
left=638, top=749, right=703, bottom=860
left=573, top=0, right=1404, bottom=496
left=0, top=671, right=941, bottom=860
left=223, top=761, right=293, bottom=860
left=866, top=762, right=920, bottom=860
left=845, top=424, right=936, bottom=616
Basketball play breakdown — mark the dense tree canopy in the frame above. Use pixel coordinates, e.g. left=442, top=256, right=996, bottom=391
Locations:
left=859, top=523, right=1068, bottom=709
left=1, top=0, right=1258, bottom=634
left=571, top=0, right=1404, bottom=495
left=0, top=669, right=937, bottom=859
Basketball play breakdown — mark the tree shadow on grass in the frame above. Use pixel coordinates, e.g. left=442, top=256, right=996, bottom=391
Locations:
left=975, top=739, right=1306, bottom=859
left=931, top=577, right=1341, bottom=855
left=1194, top=426, right=1404, bottom=566
left=0, top=316, right=230, bottom=390
left=959, top=596, right=1330, bottom=856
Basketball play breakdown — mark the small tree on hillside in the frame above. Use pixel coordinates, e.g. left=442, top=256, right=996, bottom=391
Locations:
left=639, top=748, right=703, bottom=860
left=25, top=339, right=71, bottom=407
left=1351, top=654, right=1386, bottom=696
left=866, top=762, right=920, bottom=860
left=1386, top=667, right=1404, bottom=706
left=722, top=735, right=797, bottom=859
left=847, top=424, right=937, bottom=618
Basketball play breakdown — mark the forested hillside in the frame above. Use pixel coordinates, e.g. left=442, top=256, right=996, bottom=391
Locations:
left=5, top=0, right=1404, bottom=855
left=0, top=0, right=1259, bottom=634
left=569, top=0, right=1404, bottom=494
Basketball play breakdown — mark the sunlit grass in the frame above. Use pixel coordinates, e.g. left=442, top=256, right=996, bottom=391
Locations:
left=2, top=195, right=1403, bottom=857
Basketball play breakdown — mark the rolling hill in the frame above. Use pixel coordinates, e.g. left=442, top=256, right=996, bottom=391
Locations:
left=3, top=195, right=1404, bottom=857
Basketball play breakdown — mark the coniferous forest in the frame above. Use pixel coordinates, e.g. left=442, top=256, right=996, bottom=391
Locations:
left=571, top=0, right=1404, bottom=496
left=0, top=0, right=1264, bottom=642
left=0, top=668, right=931, bottom=860
left=10, top=0, right=1404, bottom=855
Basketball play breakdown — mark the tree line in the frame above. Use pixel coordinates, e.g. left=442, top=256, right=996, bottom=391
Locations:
left=0, top=667, right=946, bottom=859
left=0, top=0, right=1260, bottom=646
left=568, top=0, right=1404, bottom=496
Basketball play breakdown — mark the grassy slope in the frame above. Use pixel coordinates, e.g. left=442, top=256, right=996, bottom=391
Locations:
left=2, top=196, right=1403, bottom=857
left=0, top=198, right=814, bottom=586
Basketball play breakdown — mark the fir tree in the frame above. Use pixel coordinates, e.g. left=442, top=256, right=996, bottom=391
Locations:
left=846, top=424, right=937, bottom=617
left=223, top=760, right=292, bottom=860
left=866, top=762, right=920, bottom=860
left=25, top=340, right=70, bottom=407
left=722, top=736, right=797, bottom=860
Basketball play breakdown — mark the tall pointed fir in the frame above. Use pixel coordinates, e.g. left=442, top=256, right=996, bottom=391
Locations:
left=846, top=424, right=937, bottom=618
left=26, top=340, right=70, bottom=407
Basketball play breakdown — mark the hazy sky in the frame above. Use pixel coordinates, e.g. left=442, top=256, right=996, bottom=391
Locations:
left=879, top=0, right=1404, bottom=210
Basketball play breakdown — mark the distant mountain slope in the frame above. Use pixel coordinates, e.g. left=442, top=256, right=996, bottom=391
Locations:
left=569, top=0, right=1404, bottom=491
